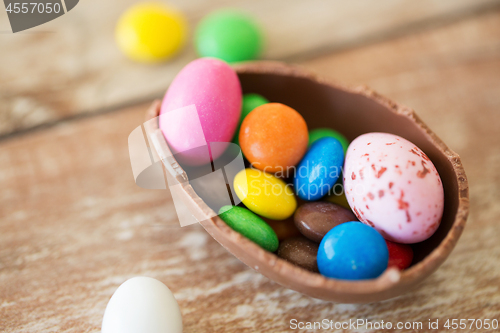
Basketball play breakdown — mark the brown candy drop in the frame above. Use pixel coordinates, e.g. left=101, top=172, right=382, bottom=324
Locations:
left=277, top=237, right=319, bottom=272
left=264, top=217, right=302, bottom=241
left=294, top=202, right=357, bottom=243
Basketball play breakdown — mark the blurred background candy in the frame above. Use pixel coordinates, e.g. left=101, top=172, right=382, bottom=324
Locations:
left=115, top=2, right=187, bottom=63
left=195, top=9, right=263, bottom=62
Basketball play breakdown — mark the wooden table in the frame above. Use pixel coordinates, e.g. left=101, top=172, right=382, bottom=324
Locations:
left=1, top=1, right=499, bottom=332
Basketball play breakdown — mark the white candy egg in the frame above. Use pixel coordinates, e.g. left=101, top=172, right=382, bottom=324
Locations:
left=344, top=132, right=444, bottom=244
left=102, top=277, right=183, bottom=333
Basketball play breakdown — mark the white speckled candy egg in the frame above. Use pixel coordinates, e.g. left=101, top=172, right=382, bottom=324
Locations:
left=344, top=133, right=444, bottom=244
left=102, top=277, right=182, bottom=333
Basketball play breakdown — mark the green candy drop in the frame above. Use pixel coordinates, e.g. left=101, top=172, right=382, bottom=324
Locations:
left=232, top=93, right=269, bottom=145
left=219, top=205, right=279, bottom=252
left=195, top=10, right=263, bottom=63
left=309, top=128, right=349, bottom=154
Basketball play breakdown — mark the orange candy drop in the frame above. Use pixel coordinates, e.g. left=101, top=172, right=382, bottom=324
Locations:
left=239, top=103, right=308, bottom=173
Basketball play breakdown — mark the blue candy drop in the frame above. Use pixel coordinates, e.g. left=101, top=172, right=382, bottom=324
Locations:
left=317, top=222, right=389, bottom=280
left=294, top=137, right=344, bottom=201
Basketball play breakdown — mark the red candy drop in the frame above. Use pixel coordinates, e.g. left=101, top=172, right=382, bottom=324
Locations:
left=386, top=240, right=413, bottom=270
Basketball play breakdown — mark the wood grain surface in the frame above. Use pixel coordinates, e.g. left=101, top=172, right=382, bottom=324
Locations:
left=1, top=0, right=499, bottom=137
left=1, top=6, right=500, bottom=333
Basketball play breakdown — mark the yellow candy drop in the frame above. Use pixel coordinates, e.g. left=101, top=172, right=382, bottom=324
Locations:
left=115, top=3, right=187, bottom=63
left=234, top=168, right=297, bottom=220
left=325, top=192, right=351, bottom=210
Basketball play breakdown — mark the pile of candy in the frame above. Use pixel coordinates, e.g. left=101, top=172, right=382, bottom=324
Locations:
left=160, top=57, right=445, bottom=281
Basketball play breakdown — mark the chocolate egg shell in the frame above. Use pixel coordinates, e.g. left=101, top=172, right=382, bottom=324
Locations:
left=277, top=237, right=319, bottom=273
left=146, top=61, right=469, bottom=303
left=294, top=202, right=357, bottom=243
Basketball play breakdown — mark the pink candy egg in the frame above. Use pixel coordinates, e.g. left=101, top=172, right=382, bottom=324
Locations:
left=344, top=133, right=444, bottom=244
left=160, top=58, right=242, bottom=165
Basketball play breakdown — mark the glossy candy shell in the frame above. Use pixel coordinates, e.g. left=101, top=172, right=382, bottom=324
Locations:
left=233, top=168, right=297, bottom=220
left=294, top=202, right=357, bottom=243
left=277, top=237, right=319, bottom=272
left=386, top=240, right=414, bottom=270
left=232, top=93, right=269, bottom=145
left=159, top=58, right=241, bottom=165
left=309, top=128, right=349, bottom=154
left=344, top=133, right=444, bottom=243
left=294, top=137, right=344, bottom=201
left=317, top=222, right=389, bottom=280
left=219, top=206, right=278, bottom=252
left=239, top=103, right=308, bottom=173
